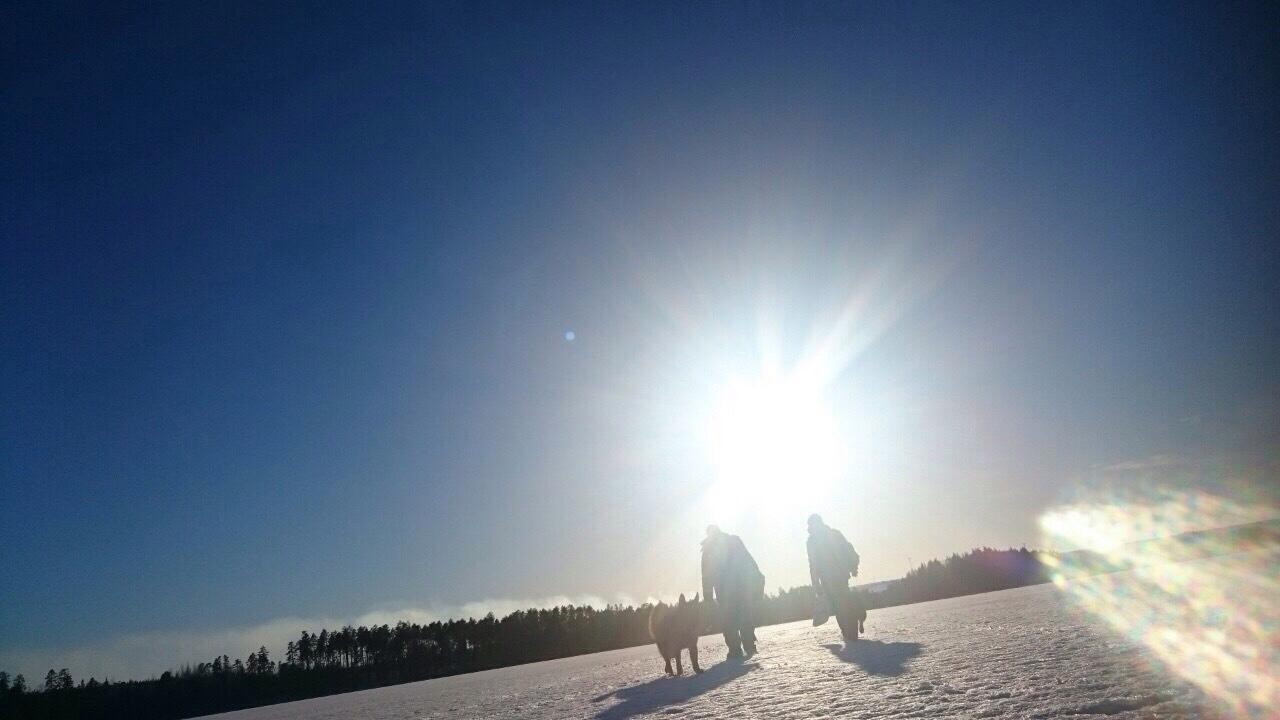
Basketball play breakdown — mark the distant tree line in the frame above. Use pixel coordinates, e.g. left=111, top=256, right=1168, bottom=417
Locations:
left=9, top=529, right=1266, bottom=720
left=0, top=603, right=672, bottom=720
left=870, top=546, right=1052, bottom=608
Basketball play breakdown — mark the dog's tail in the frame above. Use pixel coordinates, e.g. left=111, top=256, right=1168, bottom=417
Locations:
left=648, top=603, right=663, bottom=640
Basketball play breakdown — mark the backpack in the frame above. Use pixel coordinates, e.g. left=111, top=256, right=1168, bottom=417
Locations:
left=841, top=533, right=860, bottom=578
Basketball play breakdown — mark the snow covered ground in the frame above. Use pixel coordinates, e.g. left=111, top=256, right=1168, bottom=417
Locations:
left=204, top=550, right=1276, bottom=719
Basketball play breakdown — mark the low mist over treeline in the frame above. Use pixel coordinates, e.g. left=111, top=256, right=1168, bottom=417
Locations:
left=4, top=520, right=1275, bottom=720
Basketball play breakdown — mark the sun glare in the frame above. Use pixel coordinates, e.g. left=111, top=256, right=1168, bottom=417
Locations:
left=705, top=374, right=840, bottom=520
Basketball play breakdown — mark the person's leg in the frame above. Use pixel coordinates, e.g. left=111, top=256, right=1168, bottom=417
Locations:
left=720, top=595, right=744, bottom=656
left=829, top=582, right=857, bottom=640
left=738, top=620, right=755, bottom=655
left=740, top=595, right=758, bottom=655
left=833, top=606, right=852, bottom=638
left=723, top=628, right=743, bottom=657
left=852, top=589, right=867, bottom=634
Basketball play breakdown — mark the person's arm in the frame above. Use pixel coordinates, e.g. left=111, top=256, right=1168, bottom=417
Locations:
left=701, top=547, right=715, bottom=602
left=807, top=538, right=822, bottom=594
left=740, top=540, right=764, bottom=584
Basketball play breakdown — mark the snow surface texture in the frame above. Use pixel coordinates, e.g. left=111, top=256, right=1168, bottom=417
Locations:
left=204, top=550, right=1275, bottom=719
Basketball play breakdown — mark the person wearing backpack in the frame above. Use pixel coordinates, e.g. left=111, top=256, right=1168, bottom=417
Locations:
left=806, top=513, right=866, bottom=641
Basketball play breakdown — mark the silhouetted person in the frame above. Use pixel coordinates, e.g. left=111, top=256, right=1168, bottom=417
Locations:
left=701, top=524, right=765, bottom=658
left=807, top=513, right=866, bottom=641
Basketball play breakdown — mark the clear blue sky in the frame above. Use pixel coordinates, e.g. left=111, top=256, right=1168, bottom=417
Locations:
left=2, top=1, right=1276, bottom=681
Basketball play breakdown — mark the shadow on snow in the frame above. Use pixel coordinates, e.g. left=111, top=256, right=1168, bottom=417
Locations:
left=823, top=639, right=924, bottom=676
left=591, top=658, right=757, bottom=720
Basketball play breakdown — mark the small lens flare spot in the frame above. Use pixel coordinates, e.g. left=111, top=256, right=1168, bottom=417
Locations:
left=565, top=331, right=575, bottom=341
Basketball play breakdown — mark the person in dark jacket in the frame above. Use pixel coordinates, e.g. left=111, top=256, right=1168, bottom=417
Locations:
left=701, top=524, right=766, bottom=658
left=806, top=513, right=866, bottom=641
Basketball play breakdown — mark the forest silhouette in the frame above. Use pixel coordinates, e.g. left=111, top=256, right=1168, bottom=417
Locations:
left=2, top=519, right=1275, bottom=720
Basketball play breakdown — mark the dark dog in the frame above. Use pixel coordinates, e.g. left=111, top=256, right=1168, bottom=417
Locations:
left=649, top=593, right=704, bottom=675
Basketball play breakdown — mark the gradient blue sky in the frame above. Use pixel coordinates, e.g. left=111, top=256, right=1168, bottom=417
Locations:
left=2, top=1, right=1277, bottom=681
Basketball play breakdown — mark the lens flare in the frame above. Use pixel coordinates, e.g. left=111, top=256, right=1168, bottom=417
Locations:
left=1040, top=467, right=1279, bottom=717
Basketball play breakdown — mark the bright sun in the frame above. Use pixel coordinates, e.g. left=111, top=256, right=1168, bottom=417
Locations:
left=705, top=374, right=840, bottom=520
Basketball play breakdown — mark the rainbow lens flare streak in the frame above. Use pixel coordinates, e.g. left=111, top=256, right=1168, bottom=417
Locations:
left=1040, top=481, right=1278, bottom=717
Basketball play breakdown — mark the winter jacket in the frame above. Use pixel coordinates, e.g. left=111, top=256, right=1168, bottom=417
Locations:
left=701, top=533, right=766, bottom=602
left=807, top=525, right=859, bottom=589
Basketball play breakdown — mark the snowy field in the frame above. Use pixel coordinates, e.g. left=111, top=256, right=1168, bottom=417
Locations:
left=204, top=550, right=1275, bottom=719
